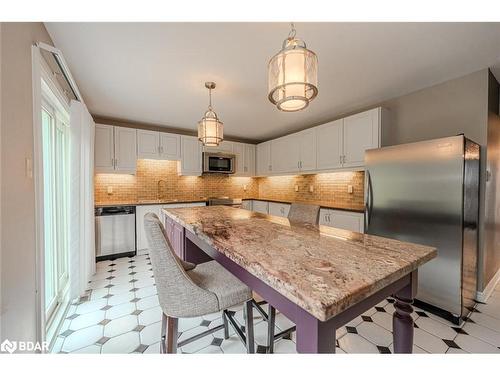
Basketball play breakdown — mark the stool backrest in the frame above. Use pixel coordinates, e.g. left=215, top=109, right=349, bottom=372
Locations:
left=287, top=203, right=320, bottom=225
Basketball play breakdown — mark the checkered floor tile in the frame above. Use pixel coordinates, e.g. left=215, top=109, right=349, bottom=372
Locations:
left=52, top=253, right=500, bottom=354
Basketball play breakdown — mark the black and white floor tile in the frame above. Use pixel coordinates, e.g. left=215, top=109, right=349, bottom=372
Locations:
left=52, top=254, right=500, bottom=354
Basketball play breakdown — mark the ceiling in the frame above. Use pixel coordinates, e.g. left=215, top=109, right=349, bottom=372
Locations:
left=45, top=22, right=500, bottom=142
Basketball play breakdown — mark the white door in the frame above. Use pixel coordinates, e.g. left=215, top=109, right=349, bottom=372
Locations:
left=160, top=133, right=181, bottom=160
left=244, top=144, right=256, bottom=176
left=241, top=200, right=253, bottom=211
left=252, top=200, right=269, bottom=214
left=114, top=127, right=137, bottom=173
left=298, top=128, right=317, bottom=171
left=319, top=208, right=332, bottom=226
left=343, top=108, right=380, bottom=168
left=257, top=141, right=272, bottom=175
left=137, top=129, right=160, bottom=160
left=204, top=140, right=233, bottom=153
left=272, top=135, right=300, bottom=173
left=94, top=124, right=114, bottom=173
left=180, top=136, right=202, bottom=176
left=316, top=120, right=343, bottom=170
left=232, top=142, right=245, bottom=176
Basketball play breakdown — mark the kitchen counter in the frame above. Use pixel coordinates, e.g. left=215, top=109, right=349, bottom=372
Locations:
left=246, top=198, right=365, bottom=213
left=162, top=206, right=436, bottom=322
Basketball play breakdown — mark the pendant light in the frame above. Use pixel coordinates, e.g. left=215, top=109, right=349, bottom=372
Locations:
left=268, top=23, right=318, bottom=112
left=198, top=82, right=223, bottom=147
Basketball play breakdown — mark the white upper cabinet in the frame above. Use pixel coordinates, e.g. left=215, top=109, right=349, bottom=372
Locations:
left=316, top=119, right=343, bottom=170
left=137, top=130, right=181, bottom=161
left=95, top=124, right=115, bottom=173
left=160, top=133, right=181, bottom=160
left=233, top=142, right=256, bottom=176
left=257, top=141, right=272, bottom=176
left=204, top=141, right=233, bottom=153
left=95, top=124, right=137, bottom=174
left=343, top=108, right=381, bottom=168
left=114, top=127, right=137, bottom=173
left=244, top=144, right=256, bottom=176
left=256, top=107, right=385, bottom=176
left=297, top=128, right=317, bottom=171
left=272, top=135, right=300, bottom=173
left=137, top=129, right=160, bottom=159
left=179, top=135, right=202, bottom=176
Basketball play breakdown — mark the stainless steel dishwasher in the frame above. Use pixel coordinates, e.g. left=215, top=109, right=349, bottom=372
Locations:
left=95, top=206, right=136, bottom=260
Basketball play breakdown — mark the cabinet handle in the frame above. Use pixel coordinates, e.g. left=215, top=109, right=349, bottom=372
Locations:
left=340, top=155, right=342, bottom=164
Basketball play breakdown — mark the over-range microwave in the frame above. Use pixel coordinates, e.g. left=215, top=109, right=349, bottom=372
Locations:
left=203, top=152, right=235, bottom=174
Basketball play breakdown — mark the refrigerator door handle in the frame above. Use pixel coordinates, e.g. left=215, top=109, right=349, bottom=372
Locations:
left=365, top=170, right=373, bottom=230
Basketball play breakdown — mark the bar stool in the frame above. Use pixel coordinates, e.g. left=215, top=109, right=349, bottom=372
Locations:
left=265, top=203, right=320, bottom=353
left=144, top=213, right=255, bottom=353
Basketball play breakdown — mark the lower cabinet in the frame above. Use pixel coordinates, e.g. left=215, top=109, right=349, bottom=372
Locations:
left=268, top=202, right=291, bottom=218
left=241, top=200, right=253, bottom=211
left=320, top=208, right=364, bottom=233
left=252, top=200, right=269, bottom=214
left=136, top=202, right=206, bottom=252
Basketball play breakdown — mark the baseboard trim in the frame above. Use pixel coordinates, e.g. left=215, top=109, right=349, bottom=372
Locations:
left=476, top=267, right=500, bottom=303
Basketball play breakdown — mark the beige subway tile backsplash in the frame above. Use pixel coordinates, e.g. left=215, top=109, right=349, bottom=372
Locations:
left=95, top=159, right=364, bottom=209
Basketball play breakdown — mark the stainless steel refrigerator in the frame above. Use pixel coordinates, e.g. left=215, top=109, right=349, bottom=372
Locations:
left=365, top=135, right=479, bottom=323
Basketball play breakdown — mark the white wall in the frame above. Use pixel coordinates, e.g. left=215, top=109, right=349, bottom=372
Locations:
left=0, top=22, right=54, bottom=343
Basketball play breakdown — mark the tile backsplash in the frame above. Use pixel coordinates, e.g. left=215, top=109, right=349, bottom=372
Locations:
left=94, top=159, right=364, bottom=209
left=94, top=159, right=259, bottom=203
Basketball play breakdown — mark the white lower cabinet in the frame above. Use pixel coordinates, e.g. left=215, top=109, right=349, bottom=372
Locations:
left=320, top=208, right=364, bottom=233
left=241, top=200, right=253, bottom=211
left=136, top=202, right=206, bottom=251
left=268, top=202, right=291, bottom=218
left=252, top=200, right=269, bottom=214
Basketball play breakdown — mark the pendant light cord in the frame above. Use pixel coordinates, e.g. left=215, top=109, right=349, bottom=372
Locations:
left=288, top=22, right=296, bottom=39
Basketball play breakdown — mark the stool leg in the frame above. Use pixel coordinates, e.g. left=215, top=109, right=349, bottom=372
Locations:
left=165, top=315, right=178, bottom=354
left=222, top=310, right=230, bottom=339
left=161, top=313, right=167, bottom=354
left=244, top=300, right=255, bottom=353
left=267, top=305, right=276, bottom=353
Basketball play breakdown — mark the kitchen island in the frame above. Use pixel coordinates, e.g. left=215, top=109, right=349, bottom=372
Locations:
left=162, top=206, right=436, bottom=353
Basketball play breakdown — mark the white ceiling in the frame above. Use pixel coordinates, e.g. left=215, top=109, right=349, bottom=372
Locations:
left=45, top=22, right=500, bottom=142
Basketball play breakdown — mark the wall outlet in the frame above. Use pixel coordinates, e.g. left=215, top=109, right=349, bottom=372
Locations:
left=107, top=186, right=113, bottom=195
left=348, top=185, right=353, bottom=194
left=243, top=184, right=247, bottom=191
left=294, top=185, right=299, bottom=192
left=309, top=185, right=314, bottom=193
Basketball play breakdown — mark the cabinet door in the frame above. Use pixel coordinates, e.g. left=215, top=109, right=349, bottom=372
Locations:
left=160, top=133, right=181, bottom=160
left=114, top=127, right=137, bottom=173
left=232, top=142, right=245, bottom=176
left=319, top=208, right=332, bottom=226
left=271, top=135, right=300, bottom=173
left=180, top=136, right=202, bottom=176
left=241, top=200, right=253, bottom=211
left=316, top=120, right=343, bottom=170
left=298, top=128, right=317, bottom=171
left=252, top=200, right=269, bottom=214
left=94, top=124, right=115, bottom=173
left=204, top=141, right=233, bottom=153
left=343, top=108, right=380, bottom=168
left=269, top=202, right=290, bottom=218
left=330, top=210, right=364, bottom=233
left=137, top=129, right=160, bottom=160
left=244, top=144, right=256, bottom=176
left=136, top=205, right=162, bottom=250
left=257, top=141, right=272, bottom=175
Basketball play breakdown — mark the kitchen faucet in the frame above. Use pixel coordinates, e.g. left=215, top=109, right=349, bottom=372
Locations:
left=157, top=179, right=167, bottom=202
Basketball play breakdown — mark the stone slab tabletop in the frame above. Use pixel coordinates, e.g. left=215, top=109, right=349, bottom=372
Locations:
left=163, top=206, right=436, bottom=321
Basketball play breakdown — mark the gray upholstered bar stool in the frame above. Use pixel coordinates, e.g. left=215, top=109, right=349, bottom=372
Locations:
left=143, top=213, right=255, bottom=353
left=266, top=203, right=320, bottom=353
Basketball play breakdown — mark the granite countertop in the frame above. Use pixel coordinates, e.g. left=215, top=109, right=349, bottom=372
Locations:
left=247, top=198, right=365, bottom=213
left=162, top=206, right=436, bottom=321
